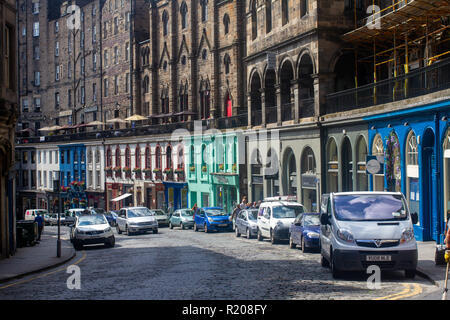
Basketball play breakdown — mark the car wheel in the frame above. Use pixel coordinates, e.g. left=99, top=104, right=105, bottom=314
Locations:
left=105, top=236, right=115, bottom=248
left=270, top=230, right=277, bottom=245
left=247, top=228, right=252, bottom=239
left=301, top=237, right=307, bottom=253
left=126, top=225, right=133, bottom=236
left=153, top=228, right=158, bottom=234
left=405, top=269, right=416, bottom=279
left=204, top=223, right=209, bottom=233
left=257, top=229, right=263, bottom=241
left=116, top=225, right=122, bottom=234
left=169, top=222, right=173, bottom=229
left=194, top=223, right=198, bottom=232
left=235, top=227, right=241, bottom=237
left=180, top=223, right=185, bottom=230
left=289, top=235, right=296, bottom=249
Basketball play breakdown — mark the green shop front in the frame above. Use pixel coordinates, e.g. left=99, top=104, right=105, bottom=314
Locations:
left=211, top=173, right=240, bottom=215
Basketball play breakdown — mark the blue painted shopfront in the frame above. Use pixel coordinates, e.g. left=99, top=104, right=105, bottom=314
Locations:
left=365, top=100, right=450, bottom=243
left=59, top=144, right=87, bottom=209
left=163, top=181, right=188, bottom=213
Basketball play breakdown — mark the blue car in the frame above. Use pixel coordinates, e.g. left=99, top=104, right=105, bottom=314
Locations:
left=289, top=213, right=321, bottom=252
left=193, top=207, right=233, bottom=233
left=105, top=211, right=119, bottom=227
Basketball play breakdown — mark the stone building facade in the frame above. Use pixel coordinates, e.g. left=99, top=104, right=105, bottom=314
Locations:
left=0, top=0, right=17, bottom=259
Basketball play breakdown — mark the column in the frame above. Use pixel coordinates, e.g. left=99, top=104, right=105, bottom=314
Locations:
left=260, top=89, right=266, bottom=128
left=292, top=81, right=300, bottom=123
left=275, top=85, right=282, bottom=126
left=247, top=93, right=252, bottom=128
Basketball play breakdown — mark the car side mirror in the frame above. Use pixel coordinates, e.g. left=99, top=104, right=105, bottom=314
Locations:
left=295, top=222, right=302, bottom=226
left=320, top=213, right=329, bottom=225
left=411, top=212, right=419, bottom=225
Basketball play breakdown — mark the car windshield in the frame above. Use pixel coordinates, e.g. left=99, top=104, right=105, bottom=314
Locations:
left=78, top=215, right=107, bottom=226
left=181, top=210, right=194, bottom=217
left=91, top=208, right=106, bottom=214
left=333, top=194, right=408, bottom=221
left=304, top=215, right=320, bottom=226
left=272, top=206, right=304, bottom=219
left=128, top=208, right=153, bottom=218
left=248, top=210, right=258, bottom=220
left=152, top=210, right=166, bottom=216
left=206, top=209, right=227, bottom=216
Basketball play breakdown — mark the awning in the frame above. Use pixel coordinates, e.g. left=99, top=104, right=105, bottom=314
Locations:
left=111, top=193, right=132, bottom=202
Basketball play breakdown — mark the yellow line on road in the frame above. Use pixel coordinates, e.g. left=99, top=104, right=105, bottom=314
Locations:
left=0, top=251, right=87, bottom=290
left=374, top=283, right=423, bottom=300
left=390, top=283, right=422, bottom=300
left=374, top=284, right=411, bottom=300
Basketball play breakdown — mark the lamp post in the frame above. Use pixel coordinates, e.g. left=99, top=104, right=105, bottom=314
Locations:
left=53, top=171, right=61, bottom=258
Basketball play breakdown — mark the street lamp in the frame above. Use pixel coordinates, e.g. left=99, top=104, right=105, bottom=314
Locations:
left=53, top=170, right=62, bottom=258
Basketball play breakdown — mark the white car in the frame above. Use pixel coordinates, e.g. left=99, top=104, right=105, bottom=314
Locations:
left=24, top=209, right=48, bottom=221
left=71, top=214, right=115, bottom=250
left=116, top=207, right=159, bottom=236
left=257, top=197, right=305, bottom=244
left=319, top=192, right=419, bottom=279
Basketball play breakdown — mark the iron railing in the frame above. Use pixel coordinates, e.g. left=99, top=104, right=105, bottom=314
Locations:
left=326, top=57, right=450, bottom=113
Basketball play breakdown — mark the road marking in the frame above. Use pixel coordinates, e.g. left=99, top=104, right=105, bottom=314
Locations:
left=374, top=283, right=423, bottom=300
left=0, top=251, right=87, bottom=290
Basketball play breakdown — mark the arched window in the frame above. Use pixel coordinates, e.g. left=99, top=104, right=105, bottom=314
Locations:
left=155, top=145, right=162, bottom=169
left=282, top=0, right=289, bottom=25
left=125, top=147, right=131, bottom=168
left=178, top=147, right=184, bottom=168
left=143, top=76, right=150, bottom=94
left=180, top=2, right=188, bottom=29
left=406, top=131, right=419, bottom=215
left=223, top=14, right=230, bottom=34
left=145, top=146, right=151, bottom=169
left=224, top=54, right=231, bottom=74
left=162, top=10, right=169, bottom=36
left=265, top=0, right=272, bottom=33
left=327, top=138, right=338, bottom=193
left=135, top=146, right=141, bottom=168
left=201, top=0, right=208, bottom=22
left=166, top=145, right=173, bottom=168
left=95, top=149, right=100, bottom=163
left=372, top=134, right=385, bottom=191
left=444, top=128, right=450, bottom=218
left=106, top=147, right=112, bottom=167
left=115, top=146, right=121, bottom=167
left=251, top=0, right=257, bottom=40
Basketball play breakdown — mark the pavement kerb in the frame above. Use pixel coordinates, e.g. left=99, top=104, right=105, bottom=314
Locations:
left=0, top=246, right=76, bottom=285
left=416, top=267, right=440, bottom=288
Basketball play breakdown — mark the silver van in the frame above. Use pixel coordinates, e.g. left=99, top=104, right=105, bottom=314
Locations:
left=319, top=192, right=418, bottom=279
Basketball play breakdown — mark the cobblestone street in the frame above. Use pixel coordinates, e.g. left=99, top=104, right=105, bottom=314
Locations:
left=0, top=226, right=437, bottom=300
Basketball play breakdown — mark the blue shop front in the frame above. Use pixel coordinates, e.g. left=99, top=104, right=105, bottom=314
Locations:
left=365, top=100, right=450, bottom=242
left=163, top=181, right=188, bottom=213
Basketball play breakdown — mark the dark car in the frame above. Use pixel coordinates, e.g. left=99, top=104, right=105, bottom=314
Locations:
left=289, top=213, right=321, bottom=252
left=105, top=211, right=118, bottom=226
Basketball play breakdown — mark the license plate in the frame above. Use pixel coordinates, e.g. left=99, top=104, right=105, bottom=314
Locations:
left=219, top=224, right=228, bottom=227
left=366, top=255, right=392, bottom=262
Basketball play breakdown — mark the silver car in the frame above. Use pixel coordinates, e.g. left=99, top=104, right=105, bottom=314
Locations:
left=71, top=214, right=115, bottom=250
left=169, top=209, right=195, bottom=229
left=150, top=209, right=170, bottom=227
left=235, top=209, right=259, bottom=239
left=116, top=207, right=158, bottom=236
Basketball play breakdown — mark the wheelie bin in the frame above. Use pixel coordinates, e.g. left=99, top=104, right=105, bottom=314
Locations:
left=16, top=220, right=38, bottom=247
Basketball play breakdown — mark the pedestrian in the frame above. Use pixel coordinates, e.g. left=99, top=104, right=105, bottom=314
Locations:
left=34, top=211, right=44, bottom=242
left=240, top=196, right=247, bottom=210
left=192, top=203, right=198, bottom=219
left=256, top=200, right=262, bottom=209
left=231, top=204, right=241, bottom=230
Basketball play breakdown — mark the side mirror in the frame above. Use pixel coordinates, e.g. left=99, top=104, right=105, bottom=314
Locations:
left=411, top=212, right=419, bottom=225
left=295, top=222, right=302, bottom=227
left=320, top=213, right=329, bottom=225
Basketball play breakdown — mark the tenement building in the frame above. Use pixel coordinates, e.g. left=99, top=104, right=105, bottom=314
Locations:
left=0, top=0, right=17, bottom=259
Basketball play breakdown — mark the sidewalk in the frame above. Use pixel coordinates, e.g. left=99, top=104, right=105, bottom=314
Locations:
left=0, top=230, right=76, bottom=283
left=417, top=241, right=447, bottom=288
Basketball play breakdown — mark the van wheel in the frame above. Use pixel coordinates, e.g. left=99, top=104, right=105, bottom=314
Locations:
left=257, top=229, right=263, bottom=241
left=270, top=230, right=277, bottom=245
left=247, top=228, right=252, bottom=239
left=116, top=225, right=122, bottom=234
left=321, top=254, right=330, bottom=268
left=235, top=227, right=241, bottom=237
left=405, top=269, right=416, bottom=279
left=331, top=251, right=341, bottom=279
left=301, top=237, right=307, bottom=253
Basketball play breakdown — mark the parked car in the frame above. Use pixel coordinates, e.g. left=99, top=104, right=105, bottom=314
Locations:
left=71, top=214, right=115, bottom=250
left=116, top=207, right=158, bottom=236
left=48, top=213, right=66, bottom=226
left=150, top=209, right=170, bottom=227
left=193, top=207, right=232, bottom=233
left=65, top=209, right=85, bottom=226
left=169, top=209, right=195, bottom=229
left=43, top=214, right=51, bottom=226
left=235, top=209, right=259, bottom=239
left=24, top=209, right=48, bottom=221
left=319, top=192, right=419, bottom=279
left=257, top=197, right=305, bottom=244
left=104, top=211, right=119, bottom=227
left=89, top=208, right=107, bottom=215
left=289, top=212, right=321, bottom=252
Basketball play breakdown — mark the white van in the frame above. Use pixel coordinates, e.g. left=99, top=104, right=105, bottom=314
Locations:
left=24, top=209, right=48, bottom=221
left=257, top=197, right=305, bottom=244
left=319, top=192, right=419, bottom=279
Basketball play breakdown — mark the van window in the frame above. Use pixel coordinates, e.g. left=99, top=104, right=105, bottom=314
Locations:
left=272, top=205, right=304, bottom=219
left=333, top=194, right=408, bottom=221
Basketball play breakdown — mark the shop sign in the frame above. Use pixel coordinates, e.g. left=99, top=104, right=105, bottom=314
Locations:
left=301, top=174, right=317, bottom=189
left=366, top=156, right=384, bottom=175
left=212, top=174, right=236, bottom=186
